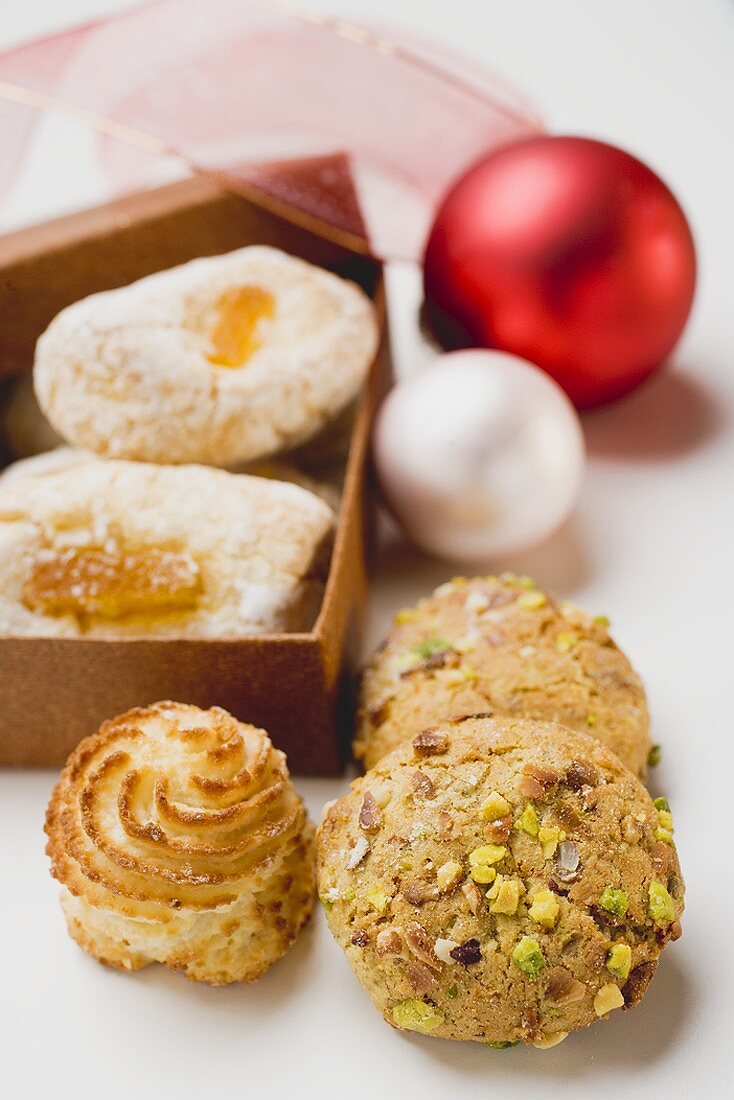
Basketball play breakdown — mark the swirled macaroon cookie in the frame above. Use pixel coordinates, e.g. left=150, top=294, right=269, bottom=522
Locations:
left=356, top=575, right=652, bottom=776
left=0, top=459, right=334, bottom=637
left=46, top=703, right=315, bottom=984
left=318, top=715, right=683, bottom=1046
left=33, top=246, right=378, bottom=466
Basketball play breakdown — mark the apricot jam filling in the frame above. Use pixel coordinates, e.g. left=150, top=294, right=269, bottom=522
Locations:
left=206, top=285, right=275, bottom=368
left=23, top=546, right=201, bottom=620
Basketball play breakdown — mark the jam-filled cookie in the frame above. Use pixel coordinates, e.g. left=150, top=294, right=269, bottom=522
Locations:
left=318, top=715, right=683, bottom=1046
left=356, top=575, right=652, bottom=777
left=34, top=246, right=378, bottom=466
left=0, top=459, right=333, bottom=637
left=46, top=703, right=316, bottom=984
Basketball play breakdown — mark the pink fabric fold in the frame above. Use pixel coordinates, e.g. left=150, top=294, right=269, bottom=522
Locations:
left=0, top=0, right=541, bottom=259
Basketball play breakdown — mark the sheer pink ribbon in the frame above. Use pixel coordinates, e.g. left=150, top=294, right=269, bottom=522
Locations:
left=0, top=0, right=541, bottom=259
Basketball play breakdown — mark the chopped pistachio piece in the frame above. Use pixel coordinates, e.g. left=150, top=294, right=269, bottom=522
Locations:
left=484, top=1040, right=519, bottom=1048
left=515, top=803, right=539, bottom=837
left=489, top=879, right=521, bottom=915
left=648, top=881, right=676, bottom=925
left=593, top=982, right=625, bottom=1016
left=472, top=843, right=508, bottom=863
left=518, top=590, right=547, bottom=610
left=606, top=943, right=632, bottom=981
left=598, top=886, right=629, bottom=917
left=528, top=888, right=560, bottom=929
left=394, top=607, right=419, bottom=624
left=586, top=713, right=598, bottom=728
left=512, top=936, right=546, bottom=979
left=319, top=893, right=335, bottom=911
left=647, top=744, right=662, bottom=767
left=593, top=614, right=611, bottom=628
left=538, top=824, right=566, bottom=859
left=365, top=885, right=391, bottom=913
left=392, top=999, right=444, bottom=1033
left=411, top=636, right=452, bottom=660
left=480, top=791, right=512, bottom=821
left=501, top=572, right=536, bottom=589
left=436, top=860, right=463, bottom=893
left=447, top=985, right=459, bottom=999
left=468, top=844, right=507, bottom=883
left=440, top=666, right=479, bottom=687
left=555, top=632, right=576, bottom=653
left=472, top=865, right=497, bottom=886
left=486, top=874, right=504, bottom=900
left=395, top=651, right=420, bottom=673
left=653, top=799, right=674, bottom=837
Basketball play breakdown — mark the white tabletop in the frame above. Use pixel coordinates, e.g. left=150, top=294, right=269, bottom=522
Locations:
left=1, top=1, right=732, bottom=1096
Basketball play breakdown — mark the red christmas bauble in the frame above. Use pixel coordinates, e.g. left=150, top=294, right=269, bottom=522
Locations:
left=423, top=136, right=696, bottom=408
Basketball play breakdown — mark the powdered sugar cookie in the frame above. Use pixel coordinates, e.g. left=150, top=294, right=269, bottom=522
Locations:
left=0, top=446, right=95, bottom=485
left=0, top=447, right=342, bottom=512
left=34, top=246, right=378, bottom=466
left=0, top=459, right=334, bottom=637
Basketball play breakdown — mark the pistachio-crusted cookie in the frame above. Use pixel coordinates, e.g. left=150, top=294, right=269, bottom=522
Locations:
left=318, top=716, right=683, bottom=1047
left=46, top=702, right=316, bottom=984
left=355, top=575, right=652, bottom=776
left=0, top=446, right=341, bottom=514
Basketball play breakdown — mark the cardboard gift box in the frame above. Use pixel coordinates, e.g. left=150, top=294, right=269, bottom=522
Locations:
left=0, top=177, right=388, bottom=774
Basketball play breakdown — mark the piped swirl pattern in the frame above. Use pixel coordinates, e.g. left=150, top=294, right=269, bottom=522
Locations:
left=46, top=702, right=315, bottom=984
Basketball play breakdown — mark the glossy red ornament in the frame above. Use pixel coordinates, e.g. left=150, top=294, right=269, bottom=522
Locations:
left=423, top=136, right=696, bottom=408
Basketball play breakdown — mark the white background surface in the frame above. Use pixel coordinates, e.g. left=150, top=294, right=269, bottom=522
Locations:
left=1, top=1, right=733, bottom=1096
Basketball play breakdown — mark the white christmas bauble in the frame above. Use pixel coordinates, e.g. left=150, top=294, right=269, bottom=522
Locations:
left=374, top=349, right=585, bottom=562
